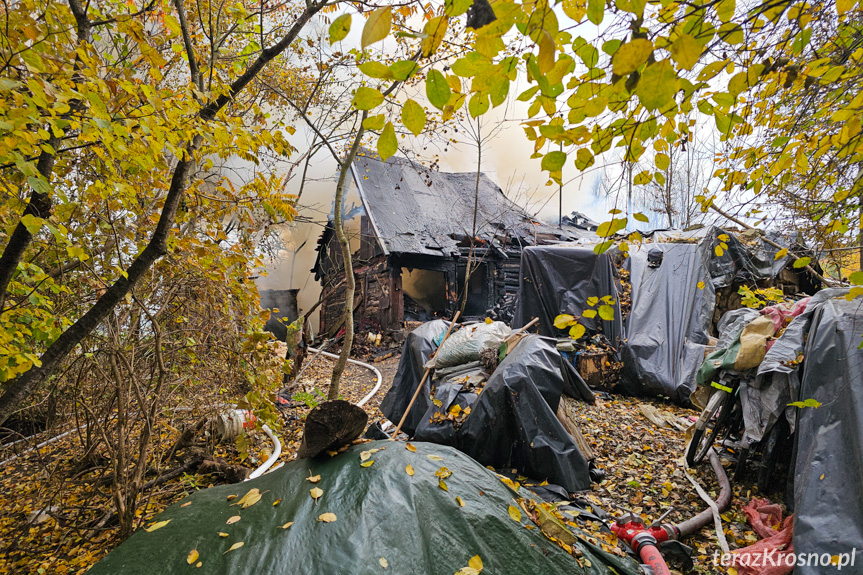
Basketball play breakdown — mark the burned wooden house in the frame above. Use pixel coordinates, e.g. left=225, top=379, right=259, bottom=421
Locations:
left=312, top=151, right=595, bottom=336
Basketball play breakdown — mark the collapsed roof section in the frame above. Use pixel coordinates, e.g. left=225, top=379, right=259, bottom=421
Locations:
left=348, top=150, right=596, bottom=258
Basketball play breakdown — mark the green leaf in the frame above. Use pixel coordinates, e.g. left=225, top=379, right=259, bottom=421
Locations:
left=670, top=34, right=701, bottom=70
left=611, top=39, right=653, bottom=76
left=602, top=39, right=621, bottom=55
left=361, top=7, right=391, bottom=48
left=635, top=60, right=678, bottom=111
left=581, top=309, right=597, bottom=319
left=517, top=86, right=540, bottom=101
left=426, top=70, right=451, bottom=110
left=792, top=256, right=811, bottom=269
left=655, top=153, right=670, bottom=170
left=445, top=0, right=472, bottom=18
left=401, top=99, right=426, bottom=136
left=20, top=214, right=44, bottom=234
left=358, top=61, right=394, bottom=79
left=329, top=13, right=351, bottom=44
left=27, top=176, right=52, bottom=197
left=849, top=271, right=863, bottom=285
left=633, top=170, right=652, bottom=185
left=377, top=121, right=397, bottom=161
left=390, top=60, right=419, bottom=81
left=569, top=323, right=586, bottom=339
left=541, top=150, right=567, bottom=172
left=353, top=87, right=384, bottom=110
left=598, top=304, right=614, bottom=321
left=587, top=0, right=604, bottom=25
left=575, top=148, right=594, bottom=170
left=362, top=114, right=386, bottom=131
left=633, top=212, right=650, bottom=223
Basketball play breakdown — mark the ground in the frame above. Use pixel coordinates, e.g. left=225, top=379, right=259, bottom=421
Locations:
left=0, top=345, right=770, bottom=575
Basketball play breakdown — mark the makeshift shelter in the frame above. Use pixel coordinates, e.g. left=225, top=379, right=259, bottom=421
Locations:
left=312, top=151, right=596, bottom=336
left=380, top=320, right=596, bottom=492
left=87, top=441, right=638, bottom=575
left=620, top=226, right=820, bottom=403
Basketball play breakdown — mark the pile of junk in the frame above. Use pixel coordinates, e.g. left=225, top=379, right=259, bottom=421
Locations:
left=685, top=288, right=863, bottom=574
left=377, top=315, right=737, bottom=575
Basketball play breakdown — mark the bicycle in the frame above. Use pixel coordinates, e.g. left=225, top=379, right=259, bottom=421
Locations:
left=685, top=374, right=743, bottom=467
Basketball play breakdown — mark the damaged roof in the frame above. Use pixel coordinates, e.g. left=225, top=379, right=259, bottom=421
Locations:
left=350, top=150, right=594, bottom=257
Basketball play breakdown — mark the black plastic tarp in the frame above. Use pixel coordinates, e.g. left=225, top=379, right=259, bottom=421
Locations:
left=620, top=241, right=715, bottom=403
left=380, top=324, right=595, bottom=492
left=789, top=295, right=863, bottom=572
left=87, top=440, right=639, bottom=575
left=511, top=245, right=622, bottom=345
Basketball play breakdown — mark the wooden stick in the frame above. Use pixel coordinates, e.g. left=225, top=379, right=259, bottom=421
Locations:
left=391, top=311, right=461, bottom=439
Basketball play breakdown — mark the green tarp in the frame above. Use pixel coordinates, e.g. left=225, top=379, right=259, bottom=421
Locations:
left=89, top=441, right=638, bottom=575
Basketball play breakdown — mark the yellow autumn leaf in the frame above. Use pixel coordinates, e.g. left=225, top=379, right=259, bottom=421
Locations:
left=181, top=501, right=192, bottom=508
left=273, top=499, right=282, bottom=506
left=310, top=487, right=323, bottom=502
left=280, top=521, right=294, bottom=529
left=318, top=513, right=337, bottom=522
left=405, top=443, right=417, bottom=452
left=195, top=562, right=202, bottom=568
left=144, top=519, right=171, bottom=532
left=439, top=478, right=448, bottom=491
left=360, top=450, right=372, bottom=461
left=427, top=454, right=444, bottom=461
left=307, top=473, right=321, bottom=483
left=469, top=555, right=483, bottom=571
left=697, top=281, right=705, bottom=290
left=223, top=541, right=244, bottom=554
left=226, top=494, right=237, bottom=501
left=218, top=532, right=229, bottom=537
left=456, top=496, right=465, bottom=507
left=380, top=557, right=389, bottom=569
left=774, top=248, right=788, bottom=260
left=186, top=548, right=199, bottom=564
left=406, top=464, right=415, bottom=476
left=226, top=516, right=241, bottom=525
left=235, top=488, right=262, bottom=509
left=508, top=505, right=522, bottom=522
left=553, top=314, right=575, bottom=329
left=361, top=460, right=375, bottom=467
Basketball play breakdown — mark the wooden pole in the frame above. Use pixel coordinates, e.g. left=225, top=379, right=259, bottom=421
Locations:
left=391, top=311, right=461, bottom=439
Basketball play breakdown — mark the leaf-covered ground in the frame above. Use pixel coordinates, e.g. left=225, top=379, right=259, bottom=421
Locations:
left=0, top=346, right=772, bottom=575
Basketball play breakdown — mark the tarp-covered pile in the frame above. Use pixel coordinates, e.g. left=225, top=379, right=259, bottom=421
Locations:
left=88, top=440, right=638, bottom=575
left=692, top=289, right=862, bottom=573
left=380, top=320, right=596, bottom=492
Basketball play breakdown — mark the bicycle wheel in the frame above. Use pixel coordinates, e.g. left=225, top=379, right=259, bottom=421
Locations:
left=757, top=417, right=790, bottom=493
left=686, top=390, right=732, bottom=466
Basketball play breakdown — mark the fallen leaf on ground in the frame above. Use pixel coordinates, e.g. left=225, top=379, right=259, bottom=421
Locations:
left=218, top=532, right=229, bottom=537
left=273, top=499, right=282, bottom=506
left=186, top=549, right=199, bottom=564
left=226, top=494, right=237, bottom=501
left=360, top=451, right=372, bottom=461
left=406, top=464, right=414, bottom=476
left=439, top=479, right=448, bottom=491
left=307, top=473, right=321, bottom=483
left=144, top=520, right=171, bottom=532
left=226, top=516, right=241, bottom=525
left=405, top=443, right=417, bottom=452
left=361, top=460, right=375, bottom=467
left=280, top=522, right=294, bottom=529
left=310, top=487, right=323, bottom=503
left=223, top=541, right=244, bottom=554
left=235, top=488, right=263, bottom=509
left=456, top=496, right=465, bottom=507
left=508, top=505, right=522, bottom=522
left=181, top=502, right=192, bottom=508
left=195, top=561, right=202, bottom=568
left=427, top=455, right=444, bottom=461
left=318, top=513, right=337, bottom=523
left=379, top=557, right=388, bottom=569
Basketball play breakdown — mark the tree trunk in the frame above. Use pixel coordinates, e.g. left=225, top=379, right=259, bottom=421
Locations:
left=328, top=113, right=367, bottom=401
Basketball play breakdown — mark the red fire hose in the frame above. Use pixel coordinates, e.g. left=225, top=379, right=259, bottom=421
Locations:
left=611, top=449, right=731, bottom=574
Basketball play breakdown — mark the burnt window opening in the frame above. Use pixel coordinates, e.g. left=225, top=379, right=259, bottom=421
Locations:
left=402, top=268, right=447, bottom=321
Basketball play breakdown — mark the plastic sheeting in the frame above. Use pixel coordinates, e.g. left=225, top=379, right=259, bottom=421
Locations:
left=511, top=245, right=622, bottom=344
left=620, top=242, right=715, bottom=403
left=787, top=296, right=863, bottom=572
left=87, top=441, right=639, bottom=575
left=380, top=323, right=595, bottom=492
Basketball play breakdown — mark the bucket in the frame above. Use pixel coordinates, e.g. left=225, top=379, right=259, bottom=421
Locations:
left=216, top=409, right=257, bottom=440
